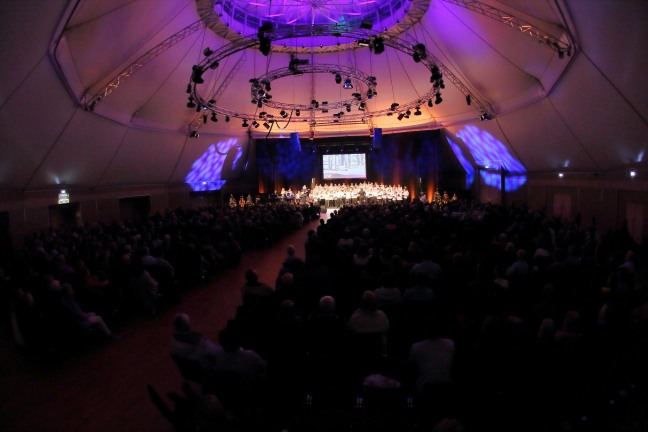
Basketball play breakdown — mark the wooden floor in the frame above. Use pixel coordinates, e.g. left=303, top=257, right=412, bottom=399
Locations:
left=0, top=219, right=322, bottom=432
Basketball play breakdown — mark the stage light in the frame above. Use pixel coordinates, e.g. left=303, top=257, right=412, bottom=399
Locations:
left=191, top=65, right=204, bottom=84
left=335, top=73, right=342, bottom=84
left=225, top=115, right=230, bottom=122
left=186, top=84, right=191, bottom=94
left=466, top=95, right=472, bottom=106
left=211, top=113, right=218, bottom=122
left=252, top=120, right=259, bottom=128
left=259, top=111, right=267, bottom=118
left=427, top=99, right=433, bottom=107
left=189, top=130, right=199, bottom=138
left=359, top=102, right=366, bottom=111
left=186, top=97, right=196, bottom=108
left=295, top=109, right=300, bottom=116
left=397, top=113, right=405, bottom=121
left=203, top=114, right=207, bottom=124
left=390, top=102, right=399, bottom=111
left=630, top=170, right=637, bottom=178
left=242, top=119, right=249, bottom=127
left=280, top=110, right=288, bottom=118
left=346, top=104, right=351, bottom=112
left=558, top=172, right=564, bottom=178
left=435, top=93, right=443, bottom=105
left=367, top=89, right=373, bottom=99
left=430, top=66, right=442, bottom=82
left=203, top=47, right=213, bottom=56
left=257, top=101, right=263, bottom=108
left=343, top=78, right=353, bottom=89
left=263, top=122, right=270, bottom=129
left=373, top=37, right=385, bottom=55
left=414, top=107, right=421, bottom=115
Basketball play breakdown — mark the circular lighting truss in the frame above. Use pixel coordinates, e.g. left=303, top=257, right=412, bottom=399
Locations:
left=187, top=25, right=492, bottom=128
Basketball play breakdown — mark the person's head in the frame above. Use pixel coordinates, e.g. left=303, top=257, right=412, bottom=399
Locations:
left=173, top=313, right=191, bottom=333
left=286, top=245, right=296, bottom=257
left=319, top=295, right=336, bottom=314
left=244, top=269, right=258, bottom=284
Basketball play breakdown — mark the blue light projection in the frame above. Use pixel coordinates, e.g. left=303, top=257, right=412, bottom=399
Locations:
left=446, top=137, right=475, bottom=188
left=257, top=136, right=317, bottom=183
left=185, top=138, right=245, bottom=191
left=455, top=125, right=527, bottom=191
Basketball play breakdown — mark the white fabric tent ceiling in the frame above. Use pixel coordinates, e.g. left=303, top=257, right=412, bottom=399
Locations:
left=0, top=0, right=647, bottom=192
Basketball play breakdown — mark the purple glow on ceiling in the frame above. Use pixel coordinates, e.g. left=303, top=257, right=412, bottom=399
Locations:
left=446, top=136, right=475, bottom=188
left=455, top=125, right=527, bottom=192
left=216, top=0, right=408, bottom=46
left=185, top=138, right=242, bottom=191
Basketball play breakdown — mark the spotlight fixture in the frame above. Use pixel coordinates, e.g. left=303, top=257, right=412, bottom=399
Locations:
left=295, top=109, right=300, bottom=116
left=414, top=107, right=421, bottom=115
left=346, top=104, right=351, bottom=112
left=427, top=99, right=433, bottom=107
left=430, top=66, right=442, bottom=82
left=629, top=170, right=637, bottom=178
left=225, top=115, right=230, bottom=122
left=186, top=97, right=196, bottom=108
left=257, top=101, right=263, bottom=108
left=343, top=78, right=353, bottom=89
left=259, top=111, right=267, bottom=118
left=263, top=122, right=270, bottom=129
left=252, top=120, right=259, bottom=128
left=479, top=111, right=492, bottom=121
left=211, top=113, right=218, bottom=122
left=373, top=37, right=385, bottom=55
left=203, top=114, right=208, bottom=124
left=335, top=73, right=342, bottom=84
left=359, top=102, right=366, bottom=111
left=434, top=93, right=443, bottom=105
left=558, top=172, right=564, bottom=178
left=203, top=47, right=214, bottom=56
left=413, top=52, right=421, bottom=63
left=189, top=130, right=199, bottom=138
left=367, top=89, right=373, bottom=99
left=390, top=102, right=399, bottom=111
left=466, top=95, right=472, bottom=106
left=397, top=113, right=405, bottom=121
left=242, top=119, right=249, bottom=127
left=264, top=81, right=271, bottom=91
left=186, top=84, right=191, bottom=94
left=191, top=65, right=204, bottom=84
left=280, top=110, right=288, bottom=118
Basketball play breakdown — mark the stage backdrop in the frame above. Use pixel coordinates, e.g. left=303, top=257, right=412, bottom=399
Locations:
left=256, top=130, right=466, bottom=199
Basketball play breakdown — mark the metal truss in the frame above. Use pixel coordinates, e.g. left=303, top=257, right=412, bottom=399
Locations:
left=440, top=0, right=572, bottom=56
left=190, top=51, right=247, bottom=132
left=85, top=20, right=204, bottom=111
left=189, top=24, right=492, bottom=127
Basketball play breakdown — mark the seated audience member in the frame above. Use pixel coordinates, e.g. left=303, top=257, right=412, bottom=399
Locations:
left=403, top=273, right=435, bottom=304
left=205, top=325, right=268, bottom=382
left=306, top=296, right=347, bottom=358
left=348, top=290, right=390, bottom=335
left=59, top=283, right=117, bottom=340
left=171, top=313, right=220, bottom=363
left=410, top=250, right=442, bottom=282
left=408, top=318, right=455, bottom=394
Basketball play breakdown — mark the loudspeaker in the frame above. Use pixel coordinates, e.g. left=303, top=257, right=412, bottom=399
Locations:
left=290, top=132, right=301, bottom=152
left=372, top=128, right=382, bottom=149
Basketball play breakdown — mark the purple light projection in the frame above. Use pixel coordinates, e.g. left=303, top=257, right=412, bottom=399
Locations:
left=185, top=138, right=243, bottom=191
left=455, top=125, right=526, bottom=191
left=446, top=136, right=475, bottom=188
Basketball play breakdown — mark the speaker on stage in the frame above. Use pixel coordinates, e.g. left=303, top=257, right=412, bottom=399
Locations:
left=372, top=128, right=382, bottom=149
left=290, top=132, right=301, bottom=152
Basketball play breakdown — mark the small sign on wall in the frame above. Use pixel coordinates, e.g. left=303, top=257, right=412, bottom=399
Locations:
left=58, top=189, right=70, bottom=204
